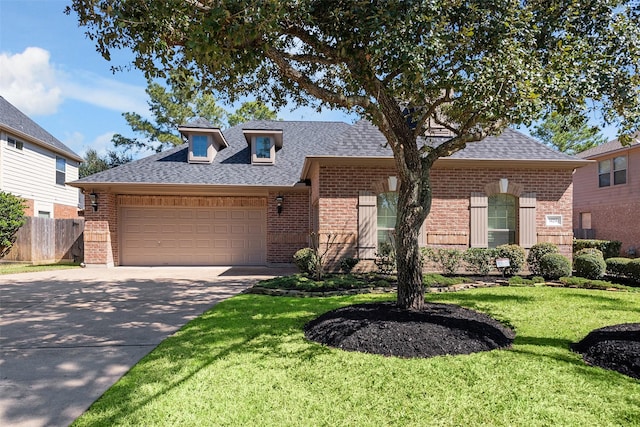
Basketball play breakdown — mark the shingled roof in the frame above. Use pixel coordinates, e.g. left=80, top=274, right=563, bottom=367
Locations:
left=575, top=132, right=640, bottom=159
left=72, top=119, right=584, bottom=188
left=0, top=96, right=82, bottom=161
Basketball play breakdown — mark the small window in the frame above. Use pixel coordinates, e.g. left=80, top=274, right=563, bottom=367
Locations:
left=7, top=137, right=24, bottom=150
left=613, top=156, right=627, bottom=185
left=488, top=194, right=517, bottom=248
left=192, top=135, right=208, bottom=158
left=377, top=192, right=398, bottom=252
left=256, top=137, right=271, bottom=159
left=56, top=156, right=66, bottom=186
left=38, top=211, right=51, bottom=218
left=598, top=159, right=611, bottom=187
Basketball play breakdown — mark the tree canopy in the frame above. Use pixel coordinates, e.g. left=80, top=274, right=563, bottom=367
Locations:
left=69, top=0, right=640, bottom=309
left=531, top=112, right=607, bottom=155
left=80, top=148, right=133, bottom=178
left=111, top=71, right=277, bottom=153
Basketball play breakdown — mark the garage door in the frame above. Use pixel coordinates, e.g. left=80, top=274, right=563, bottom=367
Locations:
left=120, top=206, right=266, bottom=266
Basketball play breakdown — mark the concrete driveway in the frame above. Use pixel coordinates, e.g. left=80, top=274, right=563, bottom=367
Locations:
left=0, top=266, right=293, bottom=427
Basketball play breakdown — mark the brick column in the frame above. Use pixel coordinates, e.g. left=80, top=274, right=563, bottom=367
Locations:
left=83, top=191, right=118, bottom=266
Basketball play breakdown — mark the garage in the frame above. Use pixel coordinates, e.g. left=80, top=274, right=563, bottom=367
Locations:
left=120, top=206, right=266, bottom=266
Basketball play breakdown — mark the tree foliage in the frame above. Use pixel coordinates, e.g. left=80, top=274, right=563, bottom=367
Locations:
left=69, top=0, right=640, bottom=309
left=0, top=191, right=26, bottom=258
left=532, top=112, right=607, bottom=154
left=80, top=148, right=133, bottom=178
left=112, top=71, right=277, bottom=153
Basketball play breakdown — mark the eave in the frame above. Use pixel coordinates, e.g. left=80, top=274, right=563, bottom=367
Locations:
left=0, top=123, right=83, bottom=162
left=300, top=155, right=592, bottom=180
left=67, top=182, right=310, bottom=196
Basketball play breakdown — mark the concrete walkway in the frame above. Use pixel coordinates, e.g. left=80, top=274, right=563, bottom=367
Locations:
left=0, top=266, right=293, bottom=427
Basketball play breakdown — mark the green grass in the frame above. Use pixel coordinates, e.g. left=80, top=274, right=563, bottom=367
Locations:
left=0, top=262, right=80, bottom=275
left=73, top=287, right=640, bottom=426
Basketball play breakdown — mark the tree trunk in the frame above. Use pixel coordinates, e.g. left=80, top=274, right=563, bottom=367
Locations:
left=395, top=166, right=432, bottom=310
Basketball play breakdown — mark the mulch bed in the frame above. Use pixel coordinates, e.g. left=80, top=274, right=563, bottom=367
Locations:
left=304, top=302, right=515, bottom=358
left=571, top=323, right=640, bottom=380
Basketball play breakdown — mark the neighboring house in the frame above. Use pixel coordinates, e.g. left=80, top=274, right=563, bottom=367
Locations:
left=573, top=133, right=640, bottom=256
left=0, top=96, right=82, bottom=218
left=70, top=119, right=587, bottom=267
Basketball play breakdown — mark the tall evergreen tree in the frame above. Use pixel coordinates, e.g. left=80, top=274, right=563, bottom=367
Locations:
left=532, top=112, right=607, bottom=155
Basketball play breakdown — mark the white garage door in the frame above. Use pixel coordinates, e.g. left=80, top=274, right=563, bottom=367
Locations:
left=120, top=206, right=266, bottom=266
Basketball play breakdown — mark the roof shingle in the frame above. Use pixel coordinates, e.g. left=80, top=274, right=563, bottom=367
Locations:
left=72, top=119, right=583, bottom=187
left=0, top=96, right=82, bottom=161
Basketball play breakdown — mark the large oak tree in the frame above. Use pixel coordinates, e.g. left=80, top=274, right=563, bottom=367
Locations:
left=69, top=0, right=639, bottom=309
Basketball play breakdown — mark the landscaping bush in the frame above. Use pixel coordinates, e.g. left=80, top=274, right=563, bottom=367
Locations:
left=463, top=248, right=497, bottom=275
left=0, top=191, right=26, bottom=258
left=573, top=239, right=622, bottom=259
left=431, top=248, right=463, bottom=276
left=496, top=244, right=526, bottom=276
left=293, top=248, right=318, bottom=275
left=575, top=247, right=604, bottom=259
left=606, top=257, right=632, bottom=276
left=574, top=253, right=606, bottom=280
left=539, top=253, right=572, bottom=280
left=339, top=257, right=359, bottom=273
left=527, top=242, right=559, bottom=276
left=626, top=259, right=640, bottom=283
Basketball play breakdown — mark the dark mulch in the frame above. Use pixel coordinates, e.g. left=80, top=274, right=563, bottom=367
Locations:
left=304, top=302, right=515, bottom=358
left=571, top=323, right=640, bottom=380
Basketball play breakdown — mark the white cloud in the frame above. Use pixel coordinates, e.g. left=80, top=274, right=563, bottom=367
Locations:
left=0, top=47, right=63, bottom=115
left=0, top=47, right=149, bottom=118
left=61, top=70, right=149, bottom=116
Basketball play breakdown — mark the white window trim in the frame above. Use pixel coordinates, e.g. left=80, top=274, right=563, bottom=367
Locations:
left=187, top=133, right=214, bottom=164
left=251, top=135, right=275, bottom=165
left=545, top=214, right=563, bottom=227
left=7, top=136, right=24, bottom=151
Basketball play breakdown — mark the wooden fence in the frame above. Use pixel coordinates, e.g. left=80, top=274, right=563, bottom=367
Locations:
left=3, top=217, right=84, bottom=264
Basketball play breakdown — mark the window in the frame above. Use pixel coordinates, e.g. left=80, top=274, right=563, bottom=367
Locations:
left=613, top=156, right=627, bottom=185
left=38, top=211, right=51, bottom=218
left=7, top=137, right=23, bottom=150
left=255, top=136, right=272, bottom=159
left=580, top=212, right=592, bottom=229
left=377, top=192, right=398, bottom=252
left=192, top=135, right=208, bottom=158
left=56, top=156, right=66, bottom=185
left=599, top=156, right=627, bottom=187
left=488, top=194, right=516, bottom=248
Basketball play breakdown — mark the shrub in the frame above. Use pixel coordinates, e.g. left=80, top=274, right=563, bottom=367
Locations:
left=0, top=191, right=26, bottom=258
left=339, top=257, right=359, bottom=273
left=496, top=244, right=526, bottom=276
left=626, top=259, right=640, bottom=283
left=527, top=242, right=559, bottom=276
left=606, top=257, right=632, bottom=276
left=463, top=248, right=497, bottom=275
left=574, top=254, right=606, bottom=280
left=539, top=253, right=572, bottom=280
left=293, top=248, right=317, bottom=275
left=431, top=248, right=463, bottom=276
left=573, top=239, right=622, bottom=259
left=575, top=248, right=604, bottom=259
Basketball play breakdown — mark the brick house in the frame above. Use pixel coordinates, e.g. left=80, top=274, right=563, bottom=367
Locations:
left=70, top=119, right=587, bottom=267
left=573, top=133, right=640, bottom=256
left=0, top=96, right=82, bottom=218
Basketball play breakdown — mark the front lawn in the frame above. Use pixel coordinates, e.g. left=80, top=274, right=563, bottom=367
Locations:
left=73, top=287, right=640, bottom=426
left=0, top=262, right=80, bottom=275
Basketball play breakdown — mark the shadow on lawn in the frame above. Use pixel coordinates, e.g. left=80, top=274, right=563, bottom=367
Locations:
left=79, top=295, right=355, bottom=426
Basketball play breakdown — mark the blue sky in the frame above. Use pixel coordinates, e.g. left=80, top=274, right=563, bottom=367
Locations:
left=0, top=1, right=619, bottom=160
left=0, top=0, right=355, bottom=158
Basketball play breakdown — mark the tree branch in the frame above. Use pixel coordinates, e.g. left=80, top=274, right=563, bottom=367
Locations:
left=264, top=46, right=371, bottom=110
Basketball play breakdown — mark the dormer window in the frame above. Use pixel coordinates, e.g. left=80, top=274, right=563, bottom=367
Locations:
left=243, top=129, right=283, bottom=165
left=178, top=119, right=228, bottom=164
